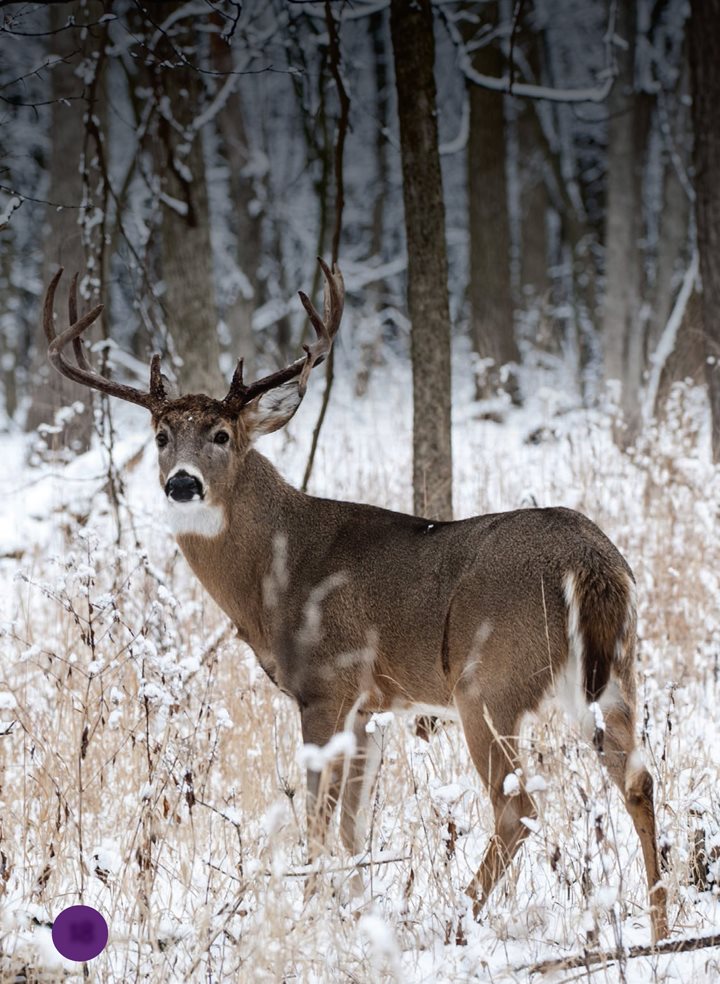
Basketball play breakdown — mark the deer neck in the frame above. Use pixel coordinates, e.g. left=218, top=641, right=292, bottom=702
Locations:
left=173, top=449, right=305, bottom=655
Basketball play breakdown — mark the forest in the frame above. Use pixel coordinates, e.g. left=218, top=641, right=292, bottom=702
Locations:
left=1, top=1, right=720, bottom=981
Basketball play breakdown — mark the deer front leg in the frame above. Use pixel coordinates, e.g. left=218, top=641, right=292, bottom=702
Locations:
left=300, top=700, right=349, bottom=900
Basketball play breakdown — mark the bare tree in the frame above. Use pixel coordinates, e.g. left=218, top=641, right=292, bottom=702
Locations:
left=464, top=2, right=520, bottom=402
left=147, top=6, right=223, bottom=398
left=689, top=0, right=720, bottom=459
left=390, top=0, right=453, bottom=520
left=210, top=25, right=262, bottom=381
left=603, top=0, right=651, bottom=439
left=25, top=4, right=101, bottom=452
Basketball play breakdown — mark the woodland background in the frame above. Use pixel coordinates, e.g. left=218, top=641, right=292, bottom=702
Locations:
left=1, top=2, right=720, bottom=982
left=0, top=0, right=718, bottom=508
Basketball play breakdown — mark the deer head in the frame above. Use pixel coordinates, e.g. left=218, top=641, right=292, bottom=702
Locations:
left=43, top=260, right=344, bottom=535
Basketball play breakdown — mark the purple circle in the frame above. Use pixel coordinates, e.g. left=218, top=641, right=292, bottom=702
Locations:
left=52, top=905, right=108, bottom=962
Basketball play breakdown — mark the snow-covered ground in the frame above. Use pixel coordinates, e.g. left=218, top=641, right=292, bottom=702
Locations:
left=1, top=345, right=719, bottom=982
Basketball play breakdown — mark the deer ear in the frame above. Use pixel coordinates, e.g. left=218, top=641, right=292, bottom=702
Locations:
left=241, top=378, right=304, bottom=437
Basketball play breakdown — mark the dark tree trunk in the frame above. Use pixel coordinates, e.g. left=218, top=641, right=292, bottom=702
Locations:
left=25, top=4, right=99, bottom=453
left=356, top=9, right=391, bottom=399
left=464, top=2, right=520, bottom=402
left=603, top=0, right=652, bottom=440
left=689, top=0, right=720, bottom=459
left=390, top=0, right=453, bottom=520
left=210, top=28, right=262, bottom=381
left=151, top=10, right=223, bottom=398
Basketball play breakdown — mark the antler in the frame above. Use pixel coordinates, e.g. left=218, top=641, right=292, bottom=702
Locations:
left=44, top=269, right=167, bottom=413
left=223, top=257, right=344, bottom=409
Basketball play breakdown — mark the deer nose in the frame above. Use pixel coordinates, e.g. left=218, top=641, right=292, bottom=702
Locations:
left=165, top=470, right=204, bottom=502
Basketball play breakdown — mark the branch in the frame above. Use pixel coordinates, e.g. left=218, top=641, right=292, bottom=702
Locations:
left=0, top=183, right=84, bottom=210
left=643, top=250, right=699, bottom=423
left=463, top=63, right=613, bottom=104
left=0, top=0, right=68, bottom=6
left=131, top=0, right=276, bottom=78
left=523, top=931, right=720, bottom=975
left=441, top=5, right=615, bottom=104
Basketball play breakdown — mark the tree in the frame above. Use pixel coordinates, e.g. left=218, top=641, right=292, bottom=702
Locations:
left=390, top=0, right=453, bottom=520
left=464, top=2, right=520, bottom=402
left=602, top=0, right=651, bottom=439
left=25, top=4, right=100, bottom=453
left=210, top=25, right=262, bottom=381
left=689, top=0, right=720, bottom=459
left=146, top=6, right=223, bottom=398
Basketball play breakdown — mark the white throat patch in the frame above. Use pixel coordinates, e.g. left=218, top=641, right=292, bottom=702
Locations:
left=166, top=499, right=226, bottom=539
left=164, top=462, right=225, bottom=538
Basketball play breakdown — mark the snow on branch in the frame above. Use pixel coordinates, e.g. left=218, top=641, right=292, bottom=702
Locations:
left=461, top=57, right=613, bottom=104
left=439, top=93, right=469, bottom=155
left=643, top=250, right=699, bottom=423
left=440, top=5, right=615, bottom=104
left=0, top=194, right=22, bottom=230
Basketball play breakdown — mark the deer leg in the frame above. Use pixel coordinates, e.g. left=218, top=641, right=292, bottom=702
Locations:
left=339, top=711, right=383, bottom=857
left=300, top=700, right=351, bottom=901
left=456, top=701, right=535, bottom=917
left=593, top=698, right=669, bottom=943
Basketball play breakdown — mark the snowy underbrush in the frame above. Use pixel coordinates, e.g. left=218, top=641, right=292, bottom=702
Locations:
left=1, top=362, right=719, bottom=982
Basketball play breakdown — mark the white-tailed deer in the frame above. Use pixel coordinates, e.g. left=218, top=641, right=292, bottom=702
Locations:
left=43, top=261, right=668, bottom=942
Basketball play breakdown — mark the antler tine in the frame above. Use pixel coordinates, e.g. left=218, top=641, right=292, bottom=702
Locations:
left=320, top=257, right=344, bottom=337
left=149, top=354, right=167, bottom=403
left=296, top=258, right=344, bottom=394
left=44, top=268, right=167, bottom=413
left=68, top=273, right=93, bottom=373
left=223, top=258, right=345, bottom=408
left=43, top=268, right=63, bottom=344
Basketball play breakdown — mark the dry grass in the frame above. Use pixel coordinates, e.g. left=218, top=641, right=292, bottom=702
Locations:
left=1, top=381, right=719, bottom=982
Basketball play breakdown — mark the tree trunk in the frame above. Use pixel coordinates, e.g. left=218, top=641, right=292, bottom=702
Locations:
left=689, top=0, right=720, bottom=459
left=356, top=9, right=391, bottom=399
left=210, top=28, right=262, bottom=381
left=390, top=0, right=453, bottom=521
left=152, top=12, right=223, bottom=398
left=25, top=4, right=98, bottom=453
left=464, top=2, right=520, bottom=402
left=603, top=0, right=651, bottom=439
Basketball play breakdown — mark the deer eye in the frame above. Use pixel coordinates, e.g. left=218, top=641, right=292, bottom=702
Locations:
left=156, top=432, right=169, bottom=448
left=213, top=431, right=230, bottom=445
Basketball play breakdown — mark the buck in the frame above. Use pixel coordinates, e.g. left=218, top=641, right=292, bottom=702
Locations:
left=44, top=261, right=668, bottom=942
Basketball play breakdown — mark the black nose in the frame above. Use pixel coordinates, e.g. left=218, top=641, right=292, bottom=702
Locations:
left=165, top=470, right=204, bottom=502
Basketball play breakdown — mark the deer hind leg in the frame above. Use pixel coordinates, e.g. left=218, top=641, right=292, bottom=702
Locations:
left=335, top=711, right=384, bottom=899
left=456, top=699, right=536, bottom=917
left=339, top=711, right=384, bottom=856
left=589, top=690, right=668, bottom=943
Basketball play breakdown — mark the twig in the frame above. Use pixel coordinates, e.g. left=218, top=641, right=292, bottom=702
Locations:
left=301, top=0, right=349, bottom=493
left=507, top=0, right=526, bottom=95
left=523, top=932, right=720, bottom=975
left=278, top=853, right=410, bottom=878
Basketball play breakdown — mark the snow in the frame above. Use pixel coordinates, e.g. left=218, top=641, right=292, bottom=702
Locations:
left=298, top=731, right=358, bottom=772
left=503, top=770, right=522, bottom=797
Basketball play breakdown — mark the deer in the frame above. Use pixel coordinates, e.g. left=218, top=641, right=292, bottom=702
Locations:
left=43, top=260, right=668, bottom=943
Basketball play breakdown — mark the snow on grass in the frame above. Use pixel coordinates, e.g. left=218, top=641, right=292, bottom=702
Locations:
left=0, top=352, right=719, bottom=981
